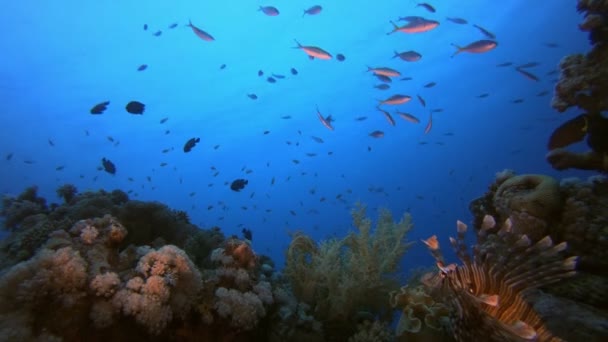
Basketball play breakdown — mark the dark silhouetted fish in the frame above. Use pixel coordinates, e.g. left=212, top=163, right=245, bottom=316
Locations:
left=137, top=64, right=148, bottom=71
left=183, top=137, right=200, bottom=152
left=336, top=53, right=346, bottom=61
left=125, top=101, right=145, bottom=114
left=101, top=158, right=116, bottom=174
left=369, top=130, right=384, bottom=138
left=90, top=101, right=110, bottom=114
left=393, top=50, right=422, bottom=62
left=446, top=17, right=468, bottom=24
left=153, top=30, right=162, bottom=36
left=515, top=67, right=540, bottom=81
left=168, top=23, right=178, bottom=29
left=230, top=178, right=248, bottom=192
left=259, top=6, right=279, bottom=16
left=417, top=95, right=426, bottom=107
left=160, top=117, right=168, bottom=124
left=374, top=84, right=390, bottom=90
left=291, top=68, right=298, bottom=75
left=247, top=94, right=258, bottom=100
left=303, top=5, right=322, bottom=16
left=267, top=77, right=276, bottom=83
left=472, top=24, right=496, bottom=39
left=311, top=136, right=324, bottom=143
left=416, top=3, right=436, bottom=13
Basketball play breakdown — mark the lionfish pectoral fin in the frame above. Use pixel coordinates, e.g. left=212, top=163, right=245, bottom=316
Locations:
left=477, top=293, right=499, bottom=307
left=509, top=320, right=537, bottom=340
left=547, top=114, right=589, bottom=150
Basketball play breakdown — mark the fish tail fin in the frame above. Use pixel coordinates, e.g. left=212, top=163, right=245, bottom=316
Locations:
left=187, top=19, right=192, bottom=27
left=387, top=21, right=398, bottom=35
left=450, top=43, right=463, bottom=58
left=302, top=10, right=307, bottom=17
left=293, top=39, right=302, bottom=49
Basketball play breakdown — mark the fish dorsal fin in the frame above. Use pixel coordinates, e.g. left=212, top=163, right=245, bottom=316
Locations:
left=509, top=320, right=537, bottom=340
left=477, top=293, right=499, bottom=307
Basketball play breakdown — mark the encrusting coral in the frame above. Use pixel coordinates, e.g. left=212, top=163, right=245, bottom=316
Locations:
left=493, top=174, right=562, bottom=241
left=389, top=281, right=451, bottom=341
left=284, top=205, right=413, bottom=339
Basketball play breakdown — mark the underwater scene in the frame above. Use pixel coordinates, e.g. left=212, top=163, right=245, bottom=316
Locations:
left=1, top=0, right=607, bottom=341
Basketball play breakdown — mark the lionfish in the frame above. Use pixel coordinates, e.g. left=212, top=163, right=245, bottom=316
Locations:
left=422, top=215, right=577, bottom=342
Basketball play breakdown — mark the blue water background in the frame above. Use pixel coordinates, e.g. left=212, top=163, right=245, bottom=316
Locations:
left=0, top=0, right=592, bottom=273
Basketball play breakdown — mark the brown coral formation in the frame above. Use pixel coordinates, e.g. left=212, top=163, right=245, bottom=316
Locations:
left=469, top=171, right=608, bottom=323
left=493, top=174, right=562, bottom=241
left=548, top=0, right=608, bottom=173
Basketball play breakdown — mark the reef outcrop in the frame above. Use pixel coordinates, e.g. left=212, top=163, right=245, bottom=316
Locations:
left=548, top=0, right=608, bottom=173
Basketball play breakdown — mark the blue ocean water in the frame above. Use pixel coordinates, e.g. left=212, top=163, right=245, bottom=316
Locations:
left=0, top=0, right=592, bottom=270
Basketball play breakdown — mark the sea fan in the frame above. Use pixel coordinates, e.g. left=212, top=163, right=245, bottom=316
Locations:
left=422, top=216, right=576, bottom=342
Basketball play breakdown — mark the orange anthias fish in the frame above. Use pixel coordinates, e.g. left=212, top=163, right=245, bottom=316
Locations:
left=379, top=94, right=411, bottom=105
left=424, top=112, right=433, bottom=134
left=367, top=66, right=401, bottom=78
left=515, top=67, right=540, bottom=81
left=396, top=111, right=420, bottom=123
left=316, top=106, right=334, bottom=130
left=187, top=20, right=215, bottom=41
left=376, top=107, right=396, bottom=126
left=294, top=40, right=332, bottom=60
left=451, top=40, right=498, bottom=57
left=388, top=17, right=439, bottom=34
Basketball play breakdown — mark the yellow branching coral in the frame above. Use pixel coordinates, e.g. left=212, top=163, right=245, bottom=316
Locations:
left=285, top=205, right=413, bottom=323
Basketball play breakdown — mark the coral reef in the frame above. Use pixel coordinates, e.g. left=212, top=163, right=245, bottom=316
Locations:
left=467, top=172, right=608, bottom=340
left=56, top=183, right=78, bottom=204
left=284, top=205, right=414, bottom=339
left=0, top=214, right=292, bottom=341
left=470, top=171, right=608, bottom=308
left=1, top=186, right=48, bottom=229
left=548, top=0, right=608, bottom=173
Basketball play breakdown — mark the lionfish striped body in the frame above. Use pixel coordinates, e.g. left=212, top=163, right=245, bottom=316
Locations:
left=423, top=216, right=577, bottom=342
